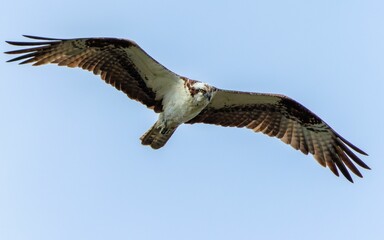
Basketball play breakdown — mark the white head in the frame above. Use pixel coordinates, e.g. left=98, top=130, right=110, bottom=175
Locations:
left=186, top=81, right=214, bottom=104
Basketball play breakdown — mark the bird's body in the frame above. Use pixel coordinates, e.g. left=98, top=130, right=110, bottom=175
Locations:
left=5, top=35, right=370, bottom=182
left=141, top=78, right=214, bottom=148
left=158, top=79, right=213, bottom=129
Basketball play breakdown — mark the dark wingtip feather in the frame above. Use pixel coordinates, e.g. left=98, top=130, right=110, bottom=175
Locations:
left=335, top=132, right=368, bottom=156
left=5, top=52, right=35, bottom=63
left=336, top=138, right=371, bottom=170
left=5, top=36, right=63, bottom=50
left=326, top=161, right=339, bottom=177
left=334, top=160, right=354, bottom=183
left=5, top=40, right=51, bottom=46
left=22, top=35, right=63, bottom=41
left=5, top=36, right=61, bottom=64
left=335, top=146, right=364, bottom=178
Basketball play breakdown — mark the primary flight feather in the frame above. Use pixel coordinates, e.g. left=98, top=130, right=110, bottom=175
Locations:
left=5, top=35, right=369, bottom=182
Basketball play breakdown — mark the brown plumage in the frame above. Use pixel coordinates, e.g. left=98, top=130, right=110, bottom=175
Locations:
left=5, top=35, right=370, bottom=182
left=5, top=35, right=168, bottom=112
left=187, top=90, right=369, bottom=182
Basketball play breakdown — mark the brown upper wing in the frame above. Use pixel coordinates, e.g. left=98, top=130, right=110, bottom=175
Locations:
left=187, top=89, right=369, bottom=182
left=5, top=35, right=182, bottom=112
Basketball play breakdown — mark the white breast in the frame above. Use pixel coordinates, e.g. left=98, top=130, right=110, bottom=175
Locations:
left=160, top=79, right=209, bottom=127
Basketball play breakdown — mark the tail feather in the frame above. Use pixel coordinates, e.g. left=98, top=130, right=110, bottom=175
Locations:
left=140, top=123, right=177, bottom=149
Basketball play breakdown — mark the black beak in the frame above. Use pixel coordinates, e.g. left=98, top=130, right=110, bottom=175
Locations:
left=204, top=92, right=212, bottom=101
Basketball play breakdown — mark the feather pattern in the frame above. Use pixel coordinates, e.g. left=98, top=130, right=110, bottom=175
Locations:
left=5, top=36, right=369, bottom=182
left=187, top=89, right=369, bottom=182
left=5, top=35, right=182, bottom=112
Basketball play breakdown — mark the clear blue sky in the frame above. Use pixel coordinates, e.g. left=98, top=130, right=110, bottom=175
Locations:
left=1, top=1, right=383, bottom=239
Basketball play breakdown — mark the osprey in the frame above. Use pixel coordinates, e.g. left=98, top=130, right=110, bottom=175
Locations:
left=5, top=35, right=369, bottom=182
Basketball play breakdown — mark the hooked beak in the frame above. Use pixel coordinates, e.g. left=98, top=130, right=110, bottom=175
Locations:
left=204, top=92, right=212, bottom=101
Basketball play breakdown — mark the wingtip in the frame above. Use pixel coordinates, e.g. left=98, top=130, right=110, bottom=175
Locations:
left=342, top=170, right=354, bottom=183
left=22, top=35, right=43, bottom=40
left=335, top=133, right=368, bottom=156
left=359, top=150, right=369, bottom=156
left=22, top=35, right=62, bottom=40
left=334, top=171, right=354, bottom=183
left=5, top=40, right=21, bottom=46
left=358, top=161, right=371, bottom=170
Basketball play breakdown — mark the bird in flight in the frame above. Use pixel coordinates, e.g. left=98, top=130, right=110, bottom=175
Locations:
left=5, top=35, right=369, bottom=182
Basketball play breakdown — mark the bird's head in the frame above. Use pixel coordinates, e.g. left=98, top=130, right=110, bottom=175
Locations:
left=187, top=81, right=215, bottom=104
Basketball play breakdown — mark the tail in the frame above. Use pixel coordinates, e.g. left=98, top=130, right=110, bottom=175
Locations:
left=140, top=122, right=177, bottom=149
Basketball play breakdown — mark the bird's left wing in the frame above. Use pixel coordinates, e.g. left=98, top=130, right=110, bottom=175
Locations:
left=187, top=89, right=369, bottom=182
left=5, top=35, right=182, bottom=112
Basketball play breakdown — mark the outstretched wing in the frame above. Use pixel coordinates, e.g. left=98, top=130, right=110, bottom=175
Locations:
left=187, top=89, right=369, bottom=182
left=5, top=35, right=182, bottom=112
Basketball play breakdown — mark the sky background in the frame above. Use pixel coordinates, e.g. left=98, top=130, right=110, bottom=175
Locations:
left=1, top=0, right=383, bottom=239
